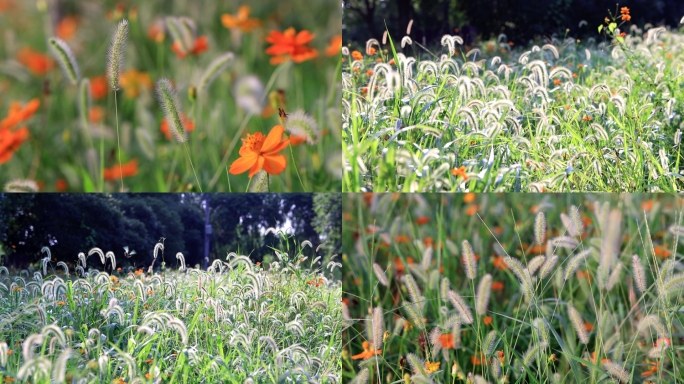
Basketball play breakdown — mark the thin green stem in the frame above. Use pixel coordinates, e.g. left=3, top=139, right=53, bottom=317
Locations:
left=182, top=142, right=202, bottom=192
left=289, top=144, right=306, bottom=191
left=114, top=90, right=123, bottom=192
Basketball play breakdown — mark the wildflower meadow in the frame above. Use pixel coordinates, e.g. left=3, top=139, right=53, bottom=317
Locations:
left=0, top=0, right=341, bottom=192
left=342, top=193, right=684, bottom=383
left=342, top=6, right=684, bottom=192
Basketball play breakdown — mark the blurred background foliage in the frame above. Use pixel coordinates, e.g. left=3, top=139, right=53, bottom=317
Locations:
left=343, top=0, right=684, bottom=46
left=0, top=193, right=341, bottom=275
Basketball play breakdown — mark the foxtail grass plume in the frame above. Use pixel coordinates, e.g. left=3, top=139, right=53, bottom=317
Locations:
left=248, top=170, right=269, bottom=192
left=476, top=274, right=492, bottom=316
left=372, top=263, right=389, bottom=286
left=47, top=37, right=80, bottom=85
left=284, top=110, right=320, bottom=144
left=538, top=255, right=558, bottom=279
left=534, top=212, right=546, bottom=245
left=568, top=304, right=589, bottom=344
left=156, top=78, right=188, bottom=143
left=447, top=290, right=473, bottom=324
left=372, top=307, right=384, bottom=351
left=632, top=254, right=646, bottom=293
left=461, top=240, right=477, bottom=280
left=4, top=179, right=39, bottom=192
left=106, top=19, right=129, bottom=91
left=603, top=361, right=630, bottom=383
left=197, top=52, right=235, bottom=93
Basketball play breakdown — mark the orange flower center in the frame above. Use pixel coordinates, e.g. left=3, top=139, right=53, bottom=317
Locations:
left=242, top=132, right=264, bottom=153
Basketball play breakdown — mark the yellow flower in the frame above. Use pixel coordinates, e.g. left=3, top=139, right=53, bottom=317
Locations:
left=424, top=361, right=440, bottom=373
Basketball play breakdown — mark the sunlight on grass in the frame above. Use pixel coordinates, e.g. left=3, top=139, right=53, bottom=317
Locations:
left=0, top=236, right=342, bottom=382
left=342, top=9, right=684, bottom=192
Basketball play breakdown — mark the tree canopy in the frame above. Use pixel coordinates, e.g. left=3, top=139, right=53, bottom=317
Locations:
left=343, top=0, right=684, bottom=46
left=0, top=193, right=340, bottom=271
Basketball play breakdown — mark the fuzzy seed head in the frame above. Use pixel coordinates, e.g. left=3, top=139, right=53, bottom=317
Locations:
left=156, top=78, right=188, bottom=143
left=568, top=304, right=588, bottom=344
left=372, top=307, right=384, bottom=351
left=106, top=19, right=129, bottom=91
left=373, top=263, right=389, bottom=286
left=476, top=274, right=492, bottom=316
left=48, top=37, right=80, bottom=85
left=461, top=240, right=477, bottom=280
left=603, top=361, right=630, bottom=383
left=631, top=254, right=646, bottom=293
left=534, top=212, right=546, bottom=245
left=284, top=110, right=320, bottom=144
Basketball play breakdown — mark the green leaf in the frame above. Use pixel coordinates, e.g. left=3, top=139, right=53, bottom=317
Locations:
left=598, top=25, right=603, bottom=33
left=81, top=168, right=95, bottom=192
left=609, top=22, right=617, bottom=33
left=616, top=36, right=624, bottom=43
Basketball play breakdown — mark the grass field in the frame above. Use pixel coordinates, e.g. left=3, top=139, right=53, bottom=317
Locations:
left=342, top=193, right=684, bottom=383
left=0, top=1, right=341, bottom=192
left=0, top=239, right=342, bottom=383
left=342, top=11, right=684, bottom=192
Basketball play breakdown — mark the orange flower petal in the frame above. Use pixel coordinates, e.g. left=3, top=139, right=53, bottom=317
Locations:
left=229, top=153, right=258, bottom=175
left=261, top=125, right=285, bottom=153
left=248, top=155, right=265, bottom=178
left=262, top=153, right=287, bottom=175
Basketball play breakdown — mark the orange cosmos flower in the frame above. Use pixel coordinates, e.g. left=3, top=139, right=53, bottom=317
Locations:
left=229, top=125, right=290, bottom=178
left=0, top=98, right=39, bottom=164
left=416, top=216, right=430, bottom=225
left=325, top=35, right=342, bottom=56
left=265, top=27, right=318, bottom=65
left=463, top=193, right=476, bottom=203
left=492, top=256, right=508, bottom=270
left=221, top=5, right=261, bottom=32
left=654, top=244, right=671, bottom=259
left=1, top=98, right=40, bottom=130
left=641, top=361, right=660, bottom=377
left=584, top=321, right=594, bottom=332
left=89, top=106, right=104, bottom=124
left=395, top=235, right=411, bottom=243
left=103, top=159, right=139, bottom=181
left=17, top=47, right=54, bottom=76
left=55, top=179, right=68, bottom=192
left=483, top=316, right=493, bottom=326
left=90, top=75, right=108, bottom=100
left=351, top=341, right=382, bottom=360
left=492, top=281, right=504, bottom=291
left=56, top=15, right=79, bottom=40
left=451, top=166, right=468, bottom=180
left=119, top=69, right=152, bottom=98
left=351, top=50, right=363, bottom=61
left=654, top=337, right=671, bottom=349
left=172, top=36, right=209, bottom=59
left=471, top=353, right=485, bottom=365
left=582, top=115, right=592, bottom=122
left=160, top=114, right=195, bottom=140
left=439, top=333, right=455, bottom=349
left=289, top=134, right=308, bottom=146
left=147, top=20, right=165, bottom=43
